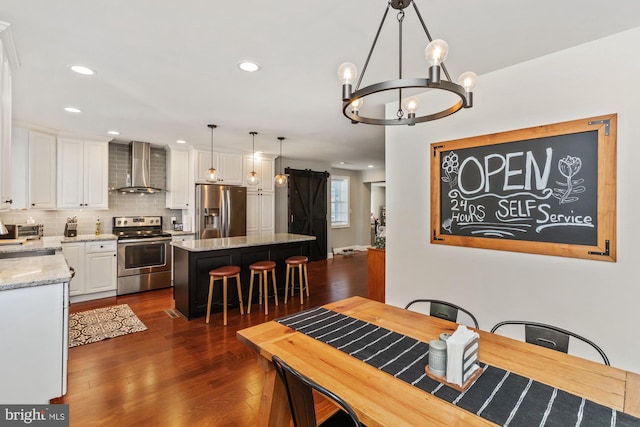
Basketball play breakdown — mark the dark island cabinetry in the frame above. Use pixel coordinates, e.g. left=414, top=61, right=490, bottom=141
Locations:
left=173, top=234, right=314, bottom=319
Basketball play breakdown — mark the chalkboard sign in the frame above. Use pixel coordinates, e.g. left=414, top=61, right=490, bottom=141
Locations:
left=431, top=114, right=617, bottom=262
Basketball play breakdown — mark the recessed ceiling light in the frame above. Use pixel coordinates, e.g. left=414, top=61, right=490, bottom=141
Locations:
left=70, top=65, right=95, bottom=75
left=107, top=130, right=120, bottom=135
left=368, top=165, right=374, bottom=168
left=238, top=61, right=261, bottom=72
left=176, top=139, right=187, bottom=144
left=64, top=107, right=82, bottom=113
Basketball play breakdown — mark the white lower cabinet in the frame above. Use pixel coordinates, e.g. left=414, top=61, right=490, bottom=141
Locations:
left=63, top=240, right=117, bottom=300
left=0, top=281, right=67, bottom=403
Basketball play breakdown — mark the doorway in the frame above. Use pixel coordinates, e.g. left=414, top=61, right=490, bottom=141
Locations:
left=286, top=168, right=329, bottom=260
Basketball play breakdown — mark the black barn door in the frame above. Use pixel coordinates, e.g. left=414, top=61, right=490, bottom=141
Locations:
left=286, top=168, right=329, bottom=260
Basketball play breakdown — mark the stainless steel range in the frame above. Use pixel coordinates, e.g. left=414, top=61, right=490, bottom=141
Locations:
left=113, top=216, right=172, bottom=295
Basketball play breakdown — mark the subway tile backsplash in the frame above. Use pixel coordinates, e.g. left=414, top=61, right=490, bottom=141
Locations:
left=0, top=142, right=182, bottom=236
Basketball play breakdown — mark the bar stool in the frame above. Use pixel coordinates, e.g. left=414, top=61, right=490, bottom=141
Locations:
left=247, top=261, right=278, bottom=315
left=284, top=256, right=309, bottom=305
left=206, top=265, right=244, bottom=326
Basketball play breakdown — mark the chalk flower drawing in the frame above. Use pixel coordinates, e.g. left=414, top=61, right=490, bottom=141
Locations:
left=552, top=155, right=585, bottom=204
left=441, top=152, right=459, bottom=189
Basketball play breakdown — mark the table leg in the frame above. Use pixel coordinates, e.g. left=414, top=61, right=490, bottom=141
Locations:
left=256, top=355, right=291, bottom=427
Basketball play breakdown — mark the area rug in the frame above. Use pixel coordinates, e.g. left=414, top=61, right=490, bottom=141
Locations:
left=69, top=304, right=147, bottom=348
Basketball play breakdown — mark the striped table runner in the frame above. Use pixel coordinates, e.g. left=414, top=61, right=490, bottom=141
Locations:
left=276, top=307, right=640, bottom=427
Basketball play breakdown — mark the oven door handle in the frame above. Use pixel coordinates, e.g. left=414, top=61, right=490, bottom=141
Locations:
left=117, top=237, right=172, bottom=244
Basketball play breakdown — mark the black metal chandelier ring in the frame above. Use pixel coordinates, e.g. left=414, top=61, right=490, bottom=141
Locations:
left=342, top=78, right=467, bottom=126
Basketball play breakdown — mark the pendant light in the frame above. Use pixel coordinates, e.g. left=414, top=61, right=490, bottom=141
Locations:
left=246, top=131, right=259, bottom=186
left=274, top=137, right=287, bottom=188
left=206, top=124, right=218, bottom=182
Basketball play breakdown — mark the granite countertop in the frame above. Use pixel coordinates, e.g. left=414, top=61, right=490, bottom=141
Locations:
left=0, top=253, right=72, bottom=291
left=0, top=234, right=117, bottom=254
left=60, top=234, right=117, bottom=243
left=173, top=233, right=316, bottom=252
left=0, top=236, right=64, bottom=254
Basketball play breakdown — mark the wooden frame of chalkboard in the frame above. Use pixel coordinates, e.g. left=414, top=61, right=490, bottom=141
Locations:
left=431, top=114, right=617, bottom=262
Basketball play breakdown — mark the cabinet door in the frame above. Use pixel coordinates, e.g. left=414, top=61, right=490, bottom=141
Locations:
left=62, top=243, right=85, bottom=296
left=0, top=282, right=65, bottom=403
left=83, top=141, right=108, bottom=208
left=259, top=192, right=275, bottom=236
left=10, top=127, right=27, bottom=209
left=57, top=138, right=85, bottom=208
left=195, top=149, right=219, bottom=183
left=246, top=192, right=260, bottom=236
left=259, top=158, right=275, bottom=192
left=29, top=130, right=56, bottom=208
left=0, top=53, right=11, bottom=210
left=166, top=148, right=190, bottom=208
left=85, top=251, right=117, bottom=293
left=219, top=153, right=243, bottom=185
left=246, top=192, right=274, bottom=237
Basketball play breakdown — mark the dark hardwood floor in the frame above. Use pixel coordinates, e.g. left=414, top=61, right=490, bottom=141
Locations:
left=53, top=251, right=368, bottom=426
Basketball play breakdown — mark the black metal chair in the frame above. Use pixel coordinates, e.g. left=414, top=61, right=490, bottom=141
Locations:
left=404, top=299, right=479, bottom=329
left=490, top=320, right=610, bottom=365
left=272, top=355, right=363, bottom=427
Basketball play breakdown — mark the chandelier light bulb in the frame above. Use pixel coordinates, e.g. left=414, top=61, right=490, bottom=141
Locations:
left=425, top=39, right=449, bottom=67
left=337, top=62, right=357, bottom=85
left=457, top=71, right=478, bottom=92
left=350, top=98, right=363, bottom=114
left=403, top=96, right=419, bottom=114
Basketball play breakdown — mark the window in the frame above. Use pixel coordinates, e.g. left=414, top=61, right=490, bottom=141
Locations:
left=331, top=176, right=350, bottom=228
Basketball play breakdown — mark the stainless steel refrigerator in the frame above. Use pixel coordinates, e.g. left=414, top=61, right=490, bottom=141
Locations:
left=195, top=184, right=247, bottom=239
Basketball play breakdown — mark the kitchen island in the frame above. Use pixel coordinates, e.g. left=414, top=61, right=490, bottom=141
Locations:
left=0, top=253, right=72, bottom=403
left=172, top=233, right=316, bottom=319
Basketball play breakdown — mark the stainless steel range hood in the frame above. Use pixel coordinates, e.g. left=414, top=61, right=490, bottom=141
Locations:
left=116, top=141, right=164, bottom=193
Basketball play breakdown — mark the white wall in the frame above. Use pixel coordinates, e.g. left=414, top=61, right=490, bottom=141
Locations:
left=386, top=27, right=640, bottom=372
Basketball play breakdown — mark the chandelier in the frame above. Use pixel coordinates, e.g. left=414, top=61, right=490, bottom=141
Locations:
left=338, top=0, right=477, bottom=126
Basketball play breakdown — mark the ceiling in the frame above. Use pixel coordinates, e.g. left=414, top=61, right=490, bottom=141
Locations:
left=2, top=1, right=640, bottom=171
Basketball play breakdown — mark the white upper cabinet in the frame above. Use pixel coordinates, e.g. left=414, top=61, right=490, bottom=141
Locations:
left=218, top=152, right=243, bottom=185
left=57, top=137, right=108, bottom=209
left=166, top=147, right=190, bottom=209
left=29, top=130, right=57, bottom=209
left=0, top=24, right=17, bottom=211
left=195, top=150, right=243, bottom=185
left=243, top=156, right=275, bottom=192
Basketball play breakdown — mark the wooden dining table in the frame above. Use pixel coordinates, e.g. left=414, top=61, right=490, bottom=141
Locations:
left=236, top=296, right=640, bottom=426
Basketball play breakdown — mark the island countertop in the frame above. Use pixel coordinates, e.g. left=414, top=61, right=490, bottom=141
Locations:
left=172, top=233, right=316, bottom=252
left=0, top=253, right=72, bottom=291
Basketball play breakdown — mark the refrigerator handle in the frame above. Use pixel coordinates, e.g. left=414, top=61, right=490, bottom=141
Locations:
left=290, top=214, right=294, bottom=223
left=224, top=190, right=231, bottom=236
